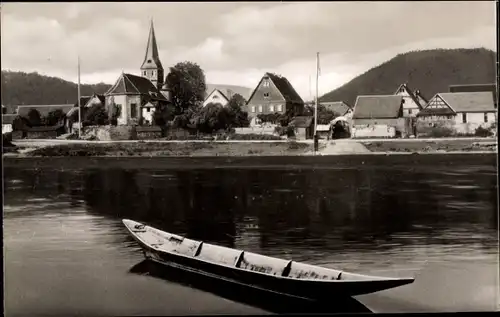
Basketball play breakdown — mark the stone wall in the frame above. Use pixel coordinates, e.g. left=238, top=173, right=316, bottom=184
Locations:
left=26, top=131, right=58, bottom=139
left=416, top=119, right=456, bottom=137
left=83, top=125, right=137, bottom=141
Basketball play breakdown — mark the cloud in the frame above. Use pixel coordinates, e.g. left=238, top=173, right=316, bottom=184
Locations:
left=1, top=2, right=496, bottom=100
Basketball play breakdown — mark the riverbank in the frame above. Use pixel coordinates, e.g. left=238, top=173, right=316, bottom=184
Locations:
left=360, top=138, right=497, bottom=153
left=3, top=137, right=497, bottom=158
left=8, top=140, right=315, bottom=157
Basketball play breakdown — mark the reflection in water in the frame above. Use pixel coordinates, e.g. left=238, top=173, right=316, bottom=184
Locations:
left=3, top=160, right=498, bottom=315
left=128, top=260, right=372, bottom=314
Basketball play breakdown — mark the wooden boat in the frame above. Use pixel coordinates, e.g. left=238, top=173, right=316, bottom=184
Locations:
left=123, top=219, right=415, bottom=300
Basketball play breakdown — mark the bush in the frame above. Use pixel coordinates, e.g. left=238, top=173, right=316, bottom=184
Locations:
left=426, top=126, right=455, bottom=138
left=475, top=126, right=494, bottom=137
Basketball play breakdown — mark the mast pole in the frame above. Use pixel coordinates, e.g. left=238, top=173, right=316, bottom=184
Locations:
left=314, top=52, right=319, bottom=138
left=78, top=56, right=82, bottom=138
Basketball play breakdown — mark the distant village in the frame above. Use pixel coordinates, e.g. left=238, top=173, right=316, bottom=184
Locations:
left=2, top=20, right=498, bottom=141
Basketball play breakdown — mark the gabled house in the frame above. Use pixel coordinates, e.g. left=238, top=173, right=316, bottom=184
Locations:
left=320, top=101, right=353, bottom=117
left=352, top=95, right=407, bottom=138
left=104, top=72, right=168, bottom=125
left=203, top=89, right=230, bottom=107
left=417, top=91, right=497, bottom=134
left=394, top=83, right=428, bottom=117
left=245, top=72, right=304, bottom=119
left=449, top=83, right=497, bottom=108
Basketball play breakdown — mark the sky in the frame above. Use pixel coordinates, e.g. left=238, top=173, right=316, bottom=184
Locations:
left=1, top=1, right=496, bottom=101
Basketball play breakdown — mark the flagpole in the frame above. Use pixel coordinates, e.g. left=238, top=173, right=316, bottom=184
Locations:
left=77, top=56, right=82, bottom=138
left=314, top=52, right=319, bottom=138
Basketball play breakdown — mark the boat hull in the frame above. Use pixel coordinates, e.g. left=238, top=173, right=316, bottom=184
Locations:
left=126, top=224, right=414, bottom=300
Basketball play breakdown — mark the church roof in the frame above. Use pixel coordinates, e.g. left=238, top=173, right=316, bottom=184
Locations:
left=105, top=73, right=167, bottom=101
left=140, top=20, right=163, bottom=70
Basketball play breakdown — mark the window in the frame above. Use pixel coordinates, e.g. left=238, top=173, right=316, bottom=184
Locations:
left=277, top=104, right=283, bottom=112
left=213, top=95, right=219, bottom=99
left=408, top=109, right=412, bottom=115
left=258, top=105, right=263, bottom=113
left=269, top=105, right=274, bottom=112
left=264, top=92, right=270, bottom=98
left=143, top=71, right=147, bottom=76
left=152, top=70, right=156, bottom=77
left=263, top=80, right=270, bottom=87
left=251, top=106, right=256, bottom=113
left=147, top=59, right=152, bottom=63
left=462, top=113, right=467, bottom=123
left=484, top=113, right=488, bottom=123
left=131, top=103, right=137, bottom=118
left=146, top=108, right=151, bottom=113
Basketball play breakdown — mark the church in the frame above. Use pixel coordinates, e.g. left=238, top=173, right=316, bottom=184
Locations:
left=104, top=20, right=171, bottom=125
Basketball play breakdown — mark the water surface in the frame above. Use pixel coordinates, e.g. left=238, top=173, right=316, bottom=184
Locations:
left=3, top=157, right=498, bottom=315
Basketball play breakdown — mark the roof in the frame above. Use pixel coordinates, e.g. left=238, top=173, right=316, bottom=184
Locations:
left=247, top=72, right=304, bottom=104
left=140, top=20, right=163, bottom=70
left=74, top=96, right=92, bottom=107
left=290, top=116, right=313, bottom=128
left=449, top=83, right=497, bottom=106
left=353, top=95, right=403, bottom=119
left=417, top=107, right=455, bottom=117
left=17, top=104, right=75, bottom=117
left=438, top=92, right=496, bottom=113
left=205, top=88, right=230, bottom=103
left=205, top=85, right=253, bottom=101
left=394, top=83, right=426, bottom=109
left=320, top=101, right=352, bottom=115
left=2, top=114, right=17, bottom=125
left=105, top=73, right=167, bottom=101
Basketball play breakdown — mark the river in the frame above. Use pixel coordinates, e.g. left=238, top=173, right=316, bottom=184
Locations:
left=3, top=156, right=498, bottom=315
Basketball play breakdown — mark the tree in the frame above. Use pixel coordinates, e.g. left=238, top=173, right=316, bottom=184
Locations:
left=226, top=93, right=250, bottom=128
left=26, top=108, right=42, bottom=126
left=84, top=104, right=109, bottom=126
left=166, top=61, right=207, bottom=115
left=44, top=109, right=66, bottom=126
left=12, top=115, right=29, bottom=131
left=153, top=103, right=175, bottom=126
left=304, top=104, right=340, bottom=124
left=191, top=103, right=230, bottom=133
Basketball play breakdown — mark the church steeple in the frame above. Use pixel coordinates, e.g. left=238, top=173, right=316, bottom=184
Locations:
left=140, top=19, right=164, bottom=89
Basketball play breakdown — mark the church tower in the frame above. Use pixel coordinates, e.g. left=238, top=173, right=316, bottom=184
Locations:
left=140, top=19, right=164, bottom=89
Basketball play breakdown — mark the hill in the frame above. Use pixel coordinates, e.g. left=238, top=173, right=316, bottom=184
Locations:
left=1, top=70, right=253, bottom=114
left=319, top=48, right=497, bottom=105
left=1, top=71, right=112, bottom=113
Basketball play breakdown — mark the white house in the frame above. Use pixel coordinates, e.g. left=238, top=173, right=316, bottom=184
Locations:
left=417, top=91, right=497, bottom=134
left=203, top=89, right=230, bottom=107
left=394, top=83, right=428, bottom=117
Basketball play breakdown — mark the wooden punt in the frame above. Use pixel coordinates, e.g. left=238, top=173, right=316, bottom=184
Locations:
left=123, top=219, right=415, bottom=300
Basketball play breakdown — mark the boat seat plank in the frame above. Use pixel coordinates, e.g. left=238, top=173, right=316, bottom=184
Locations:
left=235, top=251, right=245, bottom=268
left=282, top=260, right=293, bottom=277
left=194, top=242, right=203, bottom=257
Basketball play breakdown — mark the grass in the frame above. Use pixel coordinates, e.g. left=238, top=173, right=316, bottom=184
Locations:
left=25, top=141, right=312, bottom=157
left=362, top=139, right=497, bottom=153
